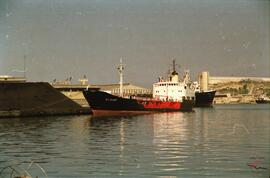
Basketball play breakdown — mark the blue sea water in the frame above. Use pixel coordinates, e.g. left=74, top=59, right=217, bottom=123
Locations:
left=0, top=104, right=269, bottom=178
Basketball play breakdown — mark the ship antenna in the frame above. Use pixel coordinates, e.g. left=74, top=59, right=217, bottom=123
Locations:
left=173, top=59, right=176, bottom=72
left=117, top=58, right=124, bottom=97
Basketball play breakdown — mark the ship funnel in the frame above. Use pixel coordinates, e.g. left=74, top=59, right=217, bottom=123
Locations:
left=171, top=75, right=179, bottom=82
left=170, top=59, right=179, bottom=82
left=199, top=71, right=209, bottom=92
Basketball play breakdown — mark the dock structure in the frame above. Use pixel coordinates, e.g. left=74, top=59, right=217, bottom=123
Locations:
left=52, top=84, right=97, bottom=91
left=0, top=75, right=26, bottom=83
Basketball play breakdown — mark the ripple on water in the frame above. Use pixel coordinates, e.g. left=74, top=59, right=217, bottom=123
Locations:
left=0, top=106, right=269, bottom=178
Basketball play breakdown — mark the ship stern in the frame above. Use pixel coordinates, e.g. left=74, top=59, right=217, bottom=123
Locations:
left=180, top=99, right=194, bottom=112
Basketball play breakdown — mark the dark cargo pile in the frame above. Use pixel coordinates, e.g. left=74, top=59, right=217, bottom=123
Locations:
left=0, top=82, right=91, bottom=117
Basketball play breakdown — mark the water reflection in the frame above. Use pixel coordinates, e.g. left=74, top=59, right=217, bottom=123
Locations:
left=0, top=106, right=269, bottom=177
left=150, top=113, right=191, bottom=175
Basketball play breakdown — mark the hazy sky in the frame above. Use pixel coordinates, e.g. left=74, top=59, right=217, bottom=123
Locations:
left=0, top=0, right=269, bottom=87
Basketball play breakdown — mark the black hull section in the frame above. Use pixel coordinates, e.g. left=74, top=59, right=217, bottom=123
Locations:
left=83, top=89, right=193, bottom=113
left=195, top=90, right=216, bottom=107
left=83, top=89, right=144, bottom=111
left=181, top=99, right=194, bottom=112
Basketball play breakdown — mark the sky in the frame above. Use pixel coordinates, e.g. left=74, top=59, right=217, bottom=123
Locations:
left=0, top=0, right=269, bottom=87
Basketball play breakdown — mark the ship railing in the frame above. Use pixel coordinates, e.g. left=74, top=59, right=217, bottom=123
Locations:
left=126, top=95, right=182, bottom=102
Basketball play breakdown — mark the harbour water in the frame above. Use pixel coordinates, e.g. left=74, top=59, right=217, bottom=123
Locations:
left=0, top=104, right=269, bottom=178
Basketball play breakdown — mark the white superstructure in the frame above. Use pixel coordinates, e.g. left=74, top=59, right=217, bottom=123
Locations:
left=153, top=60, right=196, bottom=102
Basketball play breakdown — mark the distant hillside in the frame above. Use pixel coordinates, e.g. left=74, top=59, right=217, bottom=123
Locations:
left=210, top=80, right=270, bottom=97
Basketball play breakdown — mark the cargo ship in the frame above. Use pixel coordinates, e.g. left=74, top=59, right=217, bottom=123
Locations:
left=83, top=59, right=194, bottom=116
left=180, top=69, right=216, bottom=107
left=195, top=90, right=216, bottom=107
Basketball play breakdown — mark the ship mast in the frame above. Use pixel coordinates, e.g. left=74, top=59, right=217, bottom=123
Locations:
left=23, top=55, right=26, bottom=79
left=171, top=58, right=178, bottom=75
left=173, top=59, right=176, bottom=72
left=117, top=58, right=124, bottom=97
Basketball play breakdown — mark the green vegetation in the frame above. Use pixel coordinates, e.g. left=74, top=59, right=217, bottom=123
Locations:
left=238, top=84, right=249, bottom=94
left=216, top=85, right=249, bottom=95
left=264, top=89, right=270, bottom=97
left=218, top=88, right=238, bottom=95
